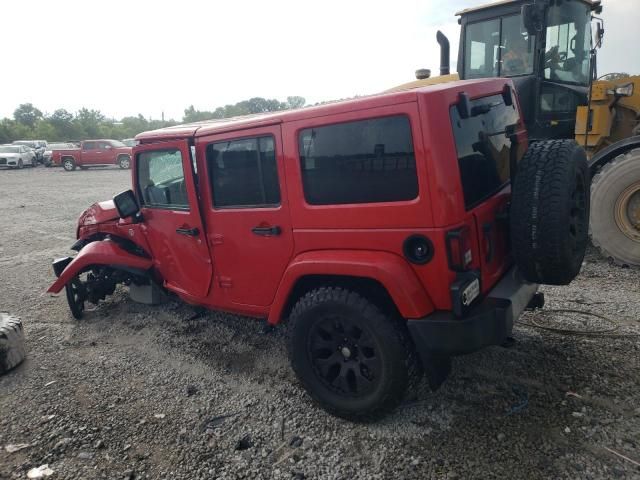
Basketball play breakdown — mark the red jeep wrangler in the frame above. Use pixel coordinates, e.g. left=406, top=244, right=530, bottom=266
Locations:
left=48, top=78, right=589, bottom=419
left=52, top=139, right=132, bottom=171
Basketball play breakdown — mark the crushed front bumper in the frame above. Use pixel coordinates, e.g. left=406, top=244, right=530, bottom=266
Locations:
left=407, top=266, right=538, bottom=356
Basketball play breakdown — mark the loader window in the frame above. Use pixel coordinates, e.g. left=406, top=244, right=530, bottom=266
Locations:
left=464, top=16, right=534, bottom=79
left=544, top=3, right=591, bottom=85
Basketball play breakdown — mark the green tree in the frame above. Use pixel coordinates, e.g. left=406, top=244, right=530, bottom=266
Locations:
left=14, top=103, right=43, bottom=128
left=286, top=96, right=306, bottom=109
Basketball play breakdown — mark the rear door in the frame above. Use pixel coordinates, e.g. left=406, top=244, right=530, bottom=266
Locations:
left=81, top=141, right=99, bottom=164
left=450, top=90, right=527, bottom=292
left=198, top=125, right=293, bottom=307
left=135, top=139, right=213, bottom=298
left=96, top=141, right=114, bottom=164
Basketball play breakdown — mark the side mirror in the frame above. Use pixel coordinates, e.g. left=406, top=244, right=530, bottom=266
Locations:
left=522, top=3, right=544, bottom=36
left=105, top=144, right=113, bottom=150
left=113, top=189, right=140, bottom=219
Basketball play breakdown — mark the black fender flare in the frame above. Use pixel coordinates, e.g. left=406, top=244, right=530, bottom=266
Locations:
left=589, top=135, right=640, bottom=174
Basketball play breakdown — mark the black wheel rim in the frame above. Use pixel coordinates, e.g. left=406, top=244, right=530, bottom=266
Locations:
left=65, top=278, right=86, bottom=319
left=307, top=313, right=382, bottom=397
left=569, top=173, right=587, bottom=255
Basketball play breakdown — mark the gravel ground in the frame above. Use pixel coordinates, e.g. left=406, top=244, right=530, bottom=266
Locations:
left=1, top=166, right=640, bottom=480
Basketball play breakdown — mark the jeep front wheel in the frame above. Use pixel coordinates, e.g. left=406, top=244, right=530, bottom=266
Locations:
left=62, top=158, right=76, bottom=171
left=510, top=140, right=590, bottom=285
left=288, top=287, right=415, bottom=420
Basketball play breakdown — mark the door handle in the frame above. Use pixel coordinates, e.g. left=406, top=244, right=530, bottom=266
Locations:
left=252, top=225, right=281, bottom=236
left=176, top=227, right=200, bottom=236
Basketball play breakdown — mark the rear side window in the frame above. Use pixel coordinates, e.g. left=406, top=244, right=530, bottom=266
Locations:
left=298, top=116, right=418, bottom=205
left=137, top=149, right=189, bottom=209
left=450, top=93, right=521, bottom=209
left=206, top=135, right=280, bottom=208
left=83, top=142, right=96, bottom=150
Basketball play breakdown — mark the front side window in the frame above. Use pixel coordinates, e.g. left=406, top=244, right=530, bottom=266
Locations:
left=464, top=16, right=535, bottom=79
left=298, top=116, right=418, bottom=205
left=206, top=135, right=280, bottom=208
left=451, top=93, right=522, bottom=209
left=137, top=149, right=189, bottom=209
left=544, top=3, right=591, bottom=85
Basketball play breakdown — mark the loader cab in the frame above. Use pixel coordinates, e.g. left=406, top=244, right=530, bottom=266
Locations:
left=457, top=0, right=602, bottom=141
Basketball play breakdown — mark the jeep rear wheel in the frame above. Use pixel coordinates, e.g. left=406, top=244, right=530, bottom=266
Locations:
left=0, top=313, right=26, bottom=374
left=510, top=140, right=590, bottom=285
left=62, top=158, right=76, bottom=171
left=288, top=287, right=416, bottom=420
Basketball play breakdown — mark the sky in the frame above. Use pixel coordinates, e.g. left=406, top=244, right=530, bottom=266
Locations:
left=1, top=0, right=638, bottom=122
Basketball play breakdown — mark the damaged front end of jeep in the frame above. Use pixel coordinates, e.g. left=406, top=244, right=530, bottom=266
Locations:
left=48, top=193, right=163, bottom=319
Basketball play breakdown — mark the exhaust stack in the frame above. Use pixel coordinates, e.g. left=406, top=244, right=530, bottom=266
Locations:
left=436, top=30, right=450, bottom=76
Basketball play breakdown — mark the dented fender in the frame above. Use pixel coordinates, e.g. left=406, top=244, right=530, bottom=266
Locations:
left=47, top=240, right=153, bottom=294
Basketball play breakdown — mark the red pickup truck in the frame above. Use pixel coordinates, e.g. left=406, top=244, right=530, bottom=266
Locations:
left=52, top=140, right=132, bottom=171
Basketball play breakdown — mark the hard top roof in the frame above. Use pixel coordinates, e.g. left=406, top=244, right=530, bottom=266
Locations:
left=455, top=0, right=601, bottom=16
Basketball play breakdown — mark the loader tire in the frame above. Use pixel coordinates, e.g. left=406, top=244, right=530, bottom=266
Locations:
left=0, top=313, right=26, bottom=374
left=590, top=148, right=640, bottom=267
left=511, top=140, right=590, bottom=285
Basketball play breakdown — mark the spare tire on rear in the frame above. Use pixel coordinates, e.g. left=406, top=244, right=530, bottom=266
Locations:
left=510, top=140, right=590, bottom=285
left=0, top=313, right=26, bottom=374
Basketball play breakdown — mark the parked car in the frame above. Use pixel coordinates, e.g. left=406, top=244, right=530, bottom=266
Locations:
left=51, top=140, right=132, bottom=171
left=122, top=138, right=138, bottom=147
left=48, top=78, right=590, bottom=419
left=43, top=142, right=76, bottom=167
left=0, top=144, right=38, bottom=168
left=12, top=140, right=47, bottom=162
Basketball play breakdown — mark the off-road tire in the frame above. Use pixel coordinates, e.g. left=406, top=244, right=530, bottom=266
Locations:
left=31, top=157, right=37, bottom=168
left=287, top=287, right=417, bottom=420
left=118, top=155, right=131, bottom=169
left=0, top=313, right=26, bottom=374
left=62, top=157, right=76, bottom=171
left=511, top=140, right=590, bottom=285
left=590, top=148, right=640, bottom=267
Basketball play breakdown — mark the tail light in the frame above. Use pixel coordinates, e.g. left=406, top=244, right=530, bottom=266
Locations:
left=446, top=226, right=473, bottom=271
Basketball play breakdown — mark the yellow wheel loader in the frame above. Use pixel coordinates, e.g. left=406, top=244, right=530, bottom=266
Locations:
left=395, top=0, right=640, bottom=266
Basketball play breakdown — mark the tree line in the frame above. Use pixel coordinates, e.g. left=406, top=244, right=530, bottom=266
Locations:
left=0, top=96, right=306, bottom=144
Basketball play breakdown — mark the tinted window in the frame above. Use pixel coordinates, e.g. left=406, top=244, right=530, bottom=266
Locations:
left=83, top=142, right=97, bottom=150
left=298, top=116, right=418, bottom=205
left=207, top=136, right=280, bottom=208
left=137, top=149, right=189, bottom=209
left=450, top=93, right=521, bottom=209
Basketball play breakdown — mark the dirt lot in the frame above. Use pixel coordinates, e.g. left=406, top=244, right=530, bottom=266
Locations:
left=1, top=166, right=640, bottom=480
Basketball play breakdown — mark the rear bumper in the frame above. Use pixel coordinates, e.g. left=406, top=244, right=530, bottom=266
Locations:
left=407, top=266, right=538, bottom=356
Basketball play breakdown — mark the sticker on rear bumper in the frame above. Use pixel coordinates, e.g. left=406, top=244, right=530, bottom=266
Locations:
left=461, top=278, right=480, bottom=306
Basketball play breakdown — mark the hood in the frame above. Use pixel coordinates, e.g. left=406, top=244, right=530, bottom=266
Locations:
left=0, top=153, right=20, bottom=159
left=77, top=200, right=120, bottom=232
